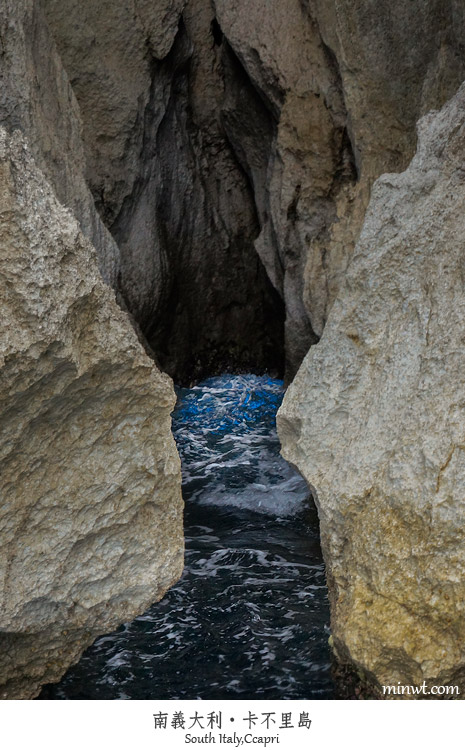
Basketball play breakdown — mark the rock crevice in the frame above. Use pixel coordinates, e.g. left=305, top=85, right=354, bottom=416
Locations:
left=3, top=0, right=465, bottom=699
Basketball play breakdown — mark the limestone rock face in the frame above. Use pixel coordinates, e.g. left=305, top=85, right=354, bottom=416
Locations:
left=0, top=0, right=121, bottom=286
left=305, top=0, right=465, bottom=338
left=215, top=0, right=465, bottom=377
left=37, top=0, right=465, bottom=380
left=43, top=0, right=285, bottom=383
left=41, top=0, right=186, bottom=231
left=3, top=0, right=465, bottom=700
left=0, top=127, right=183, bottom=699
left=278, top=84, right=465, bottom=694
left=215, top=0, right=351, bottom=376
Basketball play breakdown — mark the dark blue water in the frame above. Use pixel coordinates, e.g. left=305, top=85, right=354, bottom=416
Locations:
left=39, top=375, right=333, bottom=699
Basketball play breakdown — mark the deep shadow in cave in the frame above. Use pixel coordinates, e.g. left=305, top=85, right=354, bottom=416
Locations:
left=109, top=20, right=286, bottom=386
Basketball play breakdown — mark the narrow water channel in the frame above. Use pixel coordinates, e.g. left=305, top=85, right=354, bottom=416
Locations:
left=40, top=375, right=333, bottom=699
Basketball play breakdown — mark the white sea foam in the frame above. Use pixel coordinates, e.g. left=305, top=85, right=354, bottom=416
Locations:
left=173, top=375, right=310, bottom=516
left=40, top=374, right=332, bottom=701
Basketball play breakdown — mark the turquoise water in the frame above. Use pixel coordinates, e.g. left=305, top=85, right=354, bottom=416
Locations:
left=39, top=375, right=333, bottom=699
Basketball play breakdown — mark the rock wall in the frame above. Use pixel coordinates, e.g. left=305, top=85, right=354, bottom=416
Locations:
left=306, top=0, right=465, bottom=327
left=37, top=0, right=465, bottom=381
left=0, top=126, right=183, bottom=699
left=0, top=0, right=121, bottom=286
left=278, top=84, right=465, bottom=695
left=41, top=0, right=185, bottom=231
left=214, top=0, right=465, bottom=378
left=3, top=0, right=465, bottom=700
left=0, top=0, right=184, bottom=699
left=43, top=0, right=285, bottom=383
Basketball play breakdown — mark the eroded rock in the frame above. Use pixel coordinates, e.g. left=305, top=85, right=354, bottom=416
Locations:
left=0, top=0, right=121, bottom=285
left=39, top=0, right=465, bottom=381
left=215, top=0, right=465, bottom=377
left=41, top=0, right=186, bottom=230
left=215, top=0, right=350, bottom=376
left=43, top=0, right=285, bottom=383
left=278, top=84, right=465, bottom=696
left=0, top=127, right=183, bottom=699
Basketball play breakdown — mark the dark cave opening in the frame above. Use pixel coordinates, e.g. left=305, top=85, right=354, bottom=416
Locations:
left=109, top=19, right=286, bottom=386
left=211, top=18, right=224, bottom=47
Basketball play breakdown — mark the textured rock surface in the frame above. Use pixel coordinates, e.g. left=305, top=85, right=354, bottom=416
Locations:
left=306, top=0, right=465, bottom=333
left=215, top=0, right=350, bottom=376
left=38, top=0, right=465, bottom=380
left=3, top=0, right=465, bottom=701
left=278, top=85, right=465, bottom=695
left=0, top=127, right=183, bottom=699
left=43, top=0, right=285, bottom=383
left=41, top=0, right=185, bottom=230
left=215, top=0, right=465, bottom=377
left=0, top=0, right=121, bottom=285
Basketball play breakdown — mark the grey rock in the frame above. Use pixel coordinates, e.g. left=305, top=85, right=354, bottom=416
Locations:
left=43, top=0, right=285, bottom=383
left=0, top=127, right=183, bottom=699
left=41, top=0, right=465, bottom=380
left=41, top=0, right=186, bottom=230
left=3, top=0, right=465, bottom=700
left=278, top=83, right=465, bottom=695
left=0, top=0, right=121, bottom=285
left=215, top=0, right=465, bottom=378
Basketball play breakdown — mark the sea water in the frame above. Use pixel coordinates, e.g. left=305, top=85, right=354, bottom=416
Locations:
left=39, top=375, right=333, bottom=699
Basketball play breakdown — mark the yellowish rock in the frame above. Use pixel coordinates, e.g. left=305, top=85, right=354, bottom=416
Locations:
left=0, top=128, right=183, bottom=699
left=278, top=84, right=465, bottom=696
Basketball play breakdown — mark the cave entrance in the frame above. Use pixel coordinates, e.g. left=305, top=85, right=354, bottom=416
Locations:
left=38, top=14, right=331, bottom=699
left=108, top=18, right=285, bottom=386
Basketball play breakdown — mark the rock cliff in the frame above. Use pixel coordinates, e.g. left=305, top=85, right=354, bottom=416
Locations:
left=214, top=0, right=465, bottom=377
left=278, top=84, right=465, bottom=696
left=0, top=0, right=121, bottom=286
left=0, top=126, right=183, bottom=699
left=42, top=0, right=285, bottom=383
left=34, top=0, right=465, bottom=382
